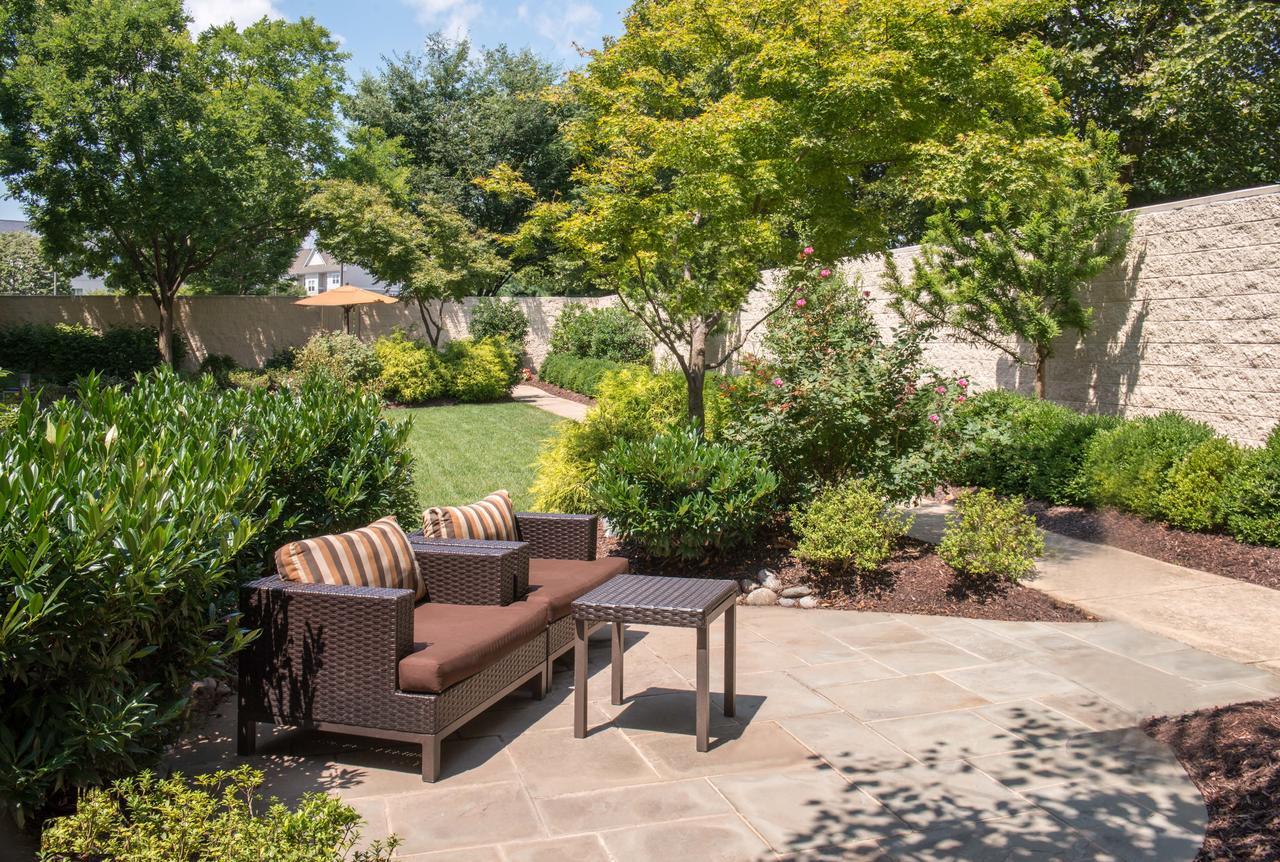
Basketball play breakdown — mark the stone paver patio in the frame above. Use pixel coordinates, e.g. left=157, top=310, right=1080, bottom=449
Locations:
left=170, top=606, right=1280, bottom=861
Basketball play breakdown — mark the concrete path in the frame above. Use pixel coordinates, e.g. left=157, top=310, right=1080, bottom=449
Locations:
left=168, top=606, right=1280, bottom=861
left=511, top=383, right=589, bottom=422
left=910, top=504, right=1280, bottom=672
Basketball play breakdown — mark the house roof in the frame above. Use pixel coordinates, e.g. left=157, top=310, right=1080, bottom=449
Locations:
left=288, top=247, right=339, bottom=275
left=0, top=219, right=31, bottom=234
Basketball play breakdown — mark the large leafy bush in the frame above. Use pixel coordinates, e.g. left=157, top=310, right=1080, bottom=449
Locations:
left=374, top=332, right=449, bottom=404
left=721, top=269, right=964, bottom=503
left=529, top=366, right=726, bottom=513
left=40, top=766, right=397, bottom=862
left=539, top=353, right=634, bottom=397
left=950, top=391, right=1119, bottom=505
left=295, top=331, right=382, bottom=390
left=1158, top=437, right=1246, bottom=532
left=0, top=323, right=178, bottom=382
left=592, top=429, right=778, bottom=560
left=939, top=490, right=1045, bottom=587
left=444, top=337, right=518, bottom=402
left=1077, top=412, right=1216, bottom=518
left=0, top=372, right=415, bottom=822
left=793, top=480, right=911, bottom=577
left=1222, top=428, right=1280, bottom=547
left=469, top=298, right=530, bottom=350
left=549, top=303, right=653, bottom=363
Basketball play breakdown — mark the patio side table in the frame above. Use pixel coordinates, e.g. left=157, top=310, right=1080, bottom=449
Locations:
left=571, top=574, right=738, bottom=752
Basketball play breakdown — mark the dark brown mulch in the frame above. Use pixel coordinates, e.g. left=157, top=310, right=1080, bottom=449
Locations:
left=1145, top=697, right=1280, bottom=862
left=524, top=378, right=596, bottom=406
left=1026, top=501, right=1280, bottom=592
left=598, top=528, right=1094, bottom=623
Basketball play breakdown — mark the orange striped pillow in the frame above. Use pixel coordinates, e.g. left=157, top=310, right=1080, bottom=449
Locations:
left=275, top=516, right=424, bottom=600
left=422, top=490, right=518, bottom=542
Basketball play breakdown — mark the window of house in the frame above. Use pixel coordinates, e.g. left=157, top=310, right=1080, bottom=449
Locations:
left=305, top=274, right=319, bottom=294
left=327, top=271, right=341, bottom=288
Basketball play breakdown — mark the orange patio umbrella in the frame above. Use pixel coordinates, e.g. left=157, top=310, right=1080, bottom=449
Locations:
left=295, top=284, right=397, bottom=334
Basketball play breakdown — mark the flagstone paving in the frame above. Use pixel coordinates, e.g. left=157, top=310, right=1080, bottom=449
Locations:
left=168, top=606, right=1280, bottom=861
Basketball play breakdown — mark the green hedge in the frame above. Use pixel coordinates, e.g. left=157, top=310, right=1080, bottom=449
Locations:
left=0, top=323, right=181, bottom=383
left=540, top=353, right=637, bottom=397
left=1077, top=412, right=1216, bottom=519
left=548, top=304, right=652, bottom=363
left=0, top=371, right=416, bottom=822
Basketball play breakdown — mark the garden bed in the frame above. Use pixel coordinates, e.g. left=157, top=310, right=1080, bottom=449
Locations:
left=1027, top=501, right=1280, bottom=591
left=526, top=377, right=596, bottom=406
left=600, top=529, right=1094, bottom=623
left=1145, top=697, right=1280, bottom=862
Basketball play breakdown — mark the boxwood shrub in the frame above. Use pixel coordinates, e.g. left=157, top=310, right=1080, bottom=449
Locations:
left=374, top=332, right=450, bottom=404
left=540, top=353, right=635, bottom=397
left=444, top=337, right=518, bottom=402
left=0, top=371, right=416, bottom=822
left=1222, top=426, right=1280, bottom=547
left=1077, top=412, right=1216, bottom=518
left=939, top=490, right=1045, bottom=587
left=793, top=479, right=911, bottom=576
left=1157, top=437, right=1246, bottom=532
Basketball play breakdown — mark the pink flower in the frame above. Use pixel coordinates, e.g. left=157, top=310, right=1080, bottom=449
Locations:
left=795, top=297, right=807, bottom=308
left=957, top=395, right=967, bottom=403
left=957, top=378, right=968, bottom=388
left=819, top=268, right=832, bottom=279
left=863, top=290, right=871, bottom=298
left=803, top=246, right=814, bottom=256
left=935, top=386, right=946, bottom=394
left=929, top=414, right=940, bottom=424
left=772, top=377, right=784, bottom=387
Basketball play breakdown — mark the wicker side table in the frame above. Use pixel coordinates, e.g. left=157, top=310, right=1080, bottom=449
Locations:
left=571, top=574, right=738, bottom=752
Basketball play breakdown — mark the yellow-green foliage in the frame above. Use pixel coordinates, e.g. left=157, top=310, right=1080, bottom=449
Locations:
left=375, top=332, right=449, bottom=404
left=793, top=480, right=911, bottom=575
left=1158, top=437, right=1245, bottom=532
left=445, top=337, right=516, bottom=402
left=939, top=490, right=1045, bottom=586
left=528, top=366, right=726, bottom=513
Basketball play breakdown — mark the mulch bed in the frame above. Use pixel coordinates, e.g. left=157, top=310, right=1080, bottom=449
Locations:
left=523, top=378, right=596, bottom=406
left=598, top=528, right=1094, bottom=623
left=1026, top=501, right=1280, bottom=592
left=1145, top=697, right=1280, bottom=862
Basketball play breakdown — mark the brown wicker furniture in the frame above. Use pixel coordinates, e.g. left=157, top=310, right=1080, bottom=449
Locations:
left=238, top=512, right=628, bottom=782
left=571, top=575, right=738, bottom=752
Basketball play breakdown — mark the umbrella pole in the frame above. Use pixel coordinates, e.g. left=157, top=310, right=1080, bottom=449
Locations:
left=344, top=305, right=352, bottom=334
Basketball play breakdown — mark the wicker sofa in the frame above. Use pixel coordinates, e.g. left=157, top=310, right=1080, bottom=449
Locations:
left=237, top=512, right=628, bottom=781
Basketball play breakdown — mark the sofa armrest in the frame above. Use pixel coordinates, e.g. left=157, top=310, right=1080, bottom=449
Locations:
left=408, top=538, right=528, bottom=605
left=238, top=576, right=415, bottom=726
left=515, top=513, right=597, bottom=561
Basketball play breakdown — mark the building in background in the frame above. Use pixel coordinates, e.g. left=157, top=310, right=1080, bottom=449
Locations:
left=287, top=243, right=397, bottom=296
left=0, top=219, right=107, bottom=295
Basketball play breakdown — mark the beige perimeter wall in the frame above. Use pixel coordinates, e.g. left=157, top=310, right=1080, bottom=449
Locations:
left=1, top=186, right=1277, bottom=444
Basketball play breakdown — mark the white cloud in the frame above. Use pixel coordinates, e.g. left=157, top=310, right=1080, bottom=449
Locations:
left=185, top=0, right=283, bottom=33
left=517, top=1, right=603, bottom=59
left=401, top=0, right=484, bottom=38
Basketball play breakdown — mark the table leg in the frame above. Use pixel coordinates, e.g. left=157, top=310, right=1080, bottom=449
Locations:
left=724, top=603, right=735, bottom=717
left=611, top=621, right=625, bottom=705
left=573, top=618, right=588, bottom=739
left=696, top=624, right=710, bottom=752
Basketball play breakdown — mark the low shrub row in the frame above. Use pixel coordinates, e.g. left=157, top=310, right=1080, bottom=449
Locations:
left=0, top=371, right=417, bottom=822
left=549, top=303, right=653, bottom=364
left=539, top=353, right=636, bottom=397
left=0, top=323, right=180, bottom=383
left=954, top=391, right=1280, bottom=547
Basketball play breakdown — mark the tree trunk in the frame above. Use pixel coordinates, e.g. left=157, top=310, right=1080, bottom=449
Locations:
left=155, top=291, right=177, bottom=368
left=685, top=316, right=709, bottom=433
left=1034, top=343, right=1049, bottom=399
left=416, top=298, right=443, bottom=348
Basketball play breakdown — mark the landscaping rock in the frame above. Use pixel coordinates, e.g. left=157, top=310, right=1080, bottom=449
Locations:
left=778, top=597, right=798, bottom=608
left=744, top=587, right=778, bottom=606
left=740, top=578, right=758, bottom=593
left=757, top=569, right=784, bottom=592
left=798, top=595, right=820, bottom=609
left=780, top=585, right=812, bottom=599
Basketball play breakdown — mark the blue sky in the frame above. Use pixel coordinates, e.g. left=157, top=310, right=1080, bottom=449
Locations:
left=0, top=0, right=628, bottom=220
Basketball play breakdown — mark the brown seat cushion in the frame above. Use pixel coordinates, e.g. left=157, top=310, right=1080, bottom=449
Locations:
left=398, top=601, right=547, bottom=694
left=525, top=556, right=630, bottom=622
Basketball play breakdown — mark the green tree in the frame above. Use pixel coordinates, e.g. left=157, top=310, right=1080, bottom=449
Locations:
left=889, top=131, right=1133, bottom=398
left=0, top=0, right=346, bottom=364
left=516, top=0, right=1081, bottom=429
left=1025, top=0, right=1280, bottom=204
left=0, top=230, right=59, bottom=295
left=348, top=35, right=581, bottom=294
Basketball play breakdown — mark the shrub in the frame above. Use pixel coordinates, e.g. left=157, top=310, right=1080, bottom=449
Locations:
left=793, top=479, right=911, bottom=575
left=0, top=323, right=176, bottom=383
left=227, top=369, right=273, bottom=390
left=938, top=490, right=1045, bottom=586
left=1077, top=412, right=1216, bottom=518
left=529, top=366, right=728, bottom=513
left=374, top=332, right=449, bottom=404
left=295, top=331, right=381, bottom=390
left=1222, top=428, right=1280, bottom=547
left=198, top=353, right=240, bottom=388
left=0, top=372, right=416, bottom=821
left=263, top=344, right=298, bottom=371
left=949, top=391, right=1120, bottom=505
left=592, top=429, right=778, bottom=560
left=469, top=298, right=530, bottom=350
left=39, top=766, right=398, bottom=861
left=549, top=303, right=653, bottom=363
left=444, top=337, right=517, bottom=402
left=721, top=266, right=963, bottom=504
left=1158, top=437, right=1246, bottom=532
left=540, top=353, right=634, bottom=397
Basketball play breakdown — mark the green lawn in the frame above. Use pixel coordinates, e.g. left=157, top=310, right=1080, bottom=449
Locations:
left=389, top=401, right=566, bottom=511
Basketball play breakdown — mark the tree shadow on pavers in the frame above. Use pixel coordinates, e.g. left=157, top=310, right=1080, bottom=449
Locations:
left=600, top=686, right=763, bottom=746
left=765, top=703, right=1207, bottom=860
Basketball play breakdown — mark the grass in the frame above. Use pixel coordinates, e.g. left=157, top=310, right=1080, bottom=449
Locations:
left=389, top=401, right=566, bottom=511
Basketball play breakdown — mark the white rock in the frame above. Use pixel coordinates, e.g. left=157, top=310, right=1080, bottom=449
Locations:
left=744, top=587, right=779, bottom=607
left=755, top=568, right=774, bottom=583
left=778, top=597, right=798, bottom=608
left=758, top=569, right=784, bottom=592
left=780, top=585, right=811, bottom=599
left=740, top=579, right=758, bottom=593
left=798, top=595, right=820, bottom=609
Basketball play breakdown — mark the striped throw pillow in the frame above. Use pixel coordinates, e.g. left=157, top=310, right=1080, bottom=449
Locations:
left=275, top=516, right=424, bottom=600
left=423, top=490, right=518, bottom=542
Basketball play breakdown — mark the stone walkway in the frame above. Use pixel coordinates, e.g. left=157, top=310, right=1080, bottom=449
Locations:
left=910, top=504, right=1280, bottom=671
left=168, top=606, right=1280, bottom=861
left=511, top=384, right=589, bottom=422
